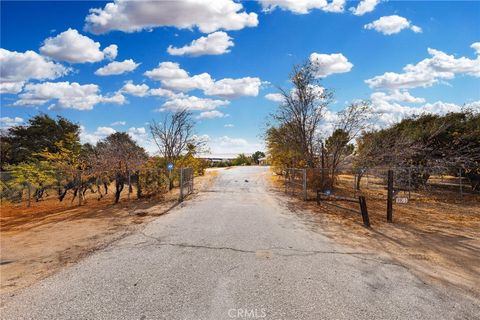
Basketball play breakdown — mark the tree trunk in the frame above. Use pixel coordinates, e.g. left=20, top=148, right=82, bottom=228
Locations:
left=356, top=171, right=364, bottom=190
left=136, top=171, right=143, bottom=198
left=114, top=178, right=124, bottom=204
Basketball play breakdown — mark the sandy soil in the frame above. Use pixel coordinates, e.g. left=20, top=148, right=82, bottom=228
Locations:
left=270, top=172, right=480, bottom=301
left=0, top=170, right=218, bottom=301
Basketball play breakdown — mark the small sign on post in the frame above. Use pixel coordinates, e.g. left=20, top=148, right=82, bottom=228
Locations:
left=167, top=163, right=174, bottom=190
left=396, top=197, right=408, bottom=204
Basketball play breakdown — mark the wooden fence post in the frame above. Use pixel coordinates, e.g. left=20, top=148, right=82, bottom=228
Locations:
left=387, top=169, right=393, bottom=223
left=358, top=196, right=370, bottom=227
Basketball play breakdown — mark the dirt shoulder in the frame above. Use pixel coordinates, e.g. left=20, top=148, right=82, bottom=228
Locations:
left=0, top=170, right=219, bottom=302
left=269, top=173, right=480, bottom=302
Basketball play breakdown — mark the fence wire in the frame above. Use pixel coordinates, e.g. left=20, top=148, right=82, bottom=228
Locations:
left=0, top=167, right=194, bottom=209
left=179, top=167, right=194, bottom=201
left=283, top=166, right=479, bottom=202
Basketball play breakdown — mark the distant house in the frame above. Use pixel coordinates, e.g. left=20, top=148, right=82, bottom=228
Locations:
left=198, top=154, right=236, bottom=164
left=258, top=157, right=268, bottom=165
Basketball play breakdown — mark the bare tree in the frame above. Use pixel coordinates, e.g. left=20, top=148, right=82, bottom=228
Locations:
left=150, top=109, right=206, bottom=165
left=324, top=100, right=373, bottom=188
left=270, top=61, right=333, bottom=168
left=94, top=132, right=148, bottom=203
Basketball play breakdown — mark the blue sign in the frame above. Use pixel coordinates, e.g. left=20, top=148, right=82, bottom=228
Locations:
left=167, top=163, right=174, bottom=171
left=324, top=190, right=331, bottom=196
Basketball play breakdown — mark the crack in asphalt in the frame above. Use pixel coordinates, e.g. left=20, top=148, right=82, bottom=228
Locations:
left=118, top=231, right=406, bottom=268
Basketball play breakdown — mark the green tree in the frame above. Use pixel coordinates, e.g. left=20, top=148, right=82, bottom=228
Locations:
left=232, top=153, right=252, bottom=166
left=2, top=114, right=80, bottom=167
left=354, top=111, right=480, bottom=188
left=251, top=151, right=265, bottom=164
left=324, top=129, right=354, bottom=188
left=5, top=161, right=56, bottom=203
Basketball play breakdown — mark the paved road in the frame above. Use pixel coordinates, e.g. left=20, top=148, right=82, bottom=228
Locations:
left=1, top=166, right=478, bottom=319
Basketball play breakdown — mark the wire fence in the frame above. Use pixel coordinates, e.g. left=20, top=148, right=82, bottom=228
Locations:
left=283, top=165, right=479, bottom=225
left=179, top=167, right=194, bottom=202
left=0, top=167, right=195, bottom=210
left=284, top=166, right=479, bottom=202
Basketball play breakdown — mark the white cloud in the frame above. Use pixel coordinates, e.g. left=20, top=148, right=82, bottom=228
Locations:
left=101, top=92, right=126, bottom=105
left=349, top=0, right=380, bottom=16
left=80, top=125, right=116, bottom=144
left=0, top=116, right=24, bottom=128
left=265, top=93, right=284, bottom=102
left=471, top=42, right=480, bottom=55
left=14, top=81, right=126, bottom=111
left=103, top=44, right=118, bottom=60
left=410, top=25, right=422, bottom=33
left=167, top=31, right=234, bottom=57
left=310, top=52, right=353, bottom=77
left=369, top=92, right=478, bottom=127
left=197, top=110, right=228, bottom=119
left=84, top=0, right=258, bottom=34
left=364, top=15, right=422, bottom=35
left=149, top=87, right=185, bottom=99
left=40, top=28, right=117, bottom=63
left=144, top=62, right=262, bottom=98
left=205, top=135, right=263, bottom=155
left=317, top=109, right=340, bottom=137
left=162, top=73, right=213, bottom=92
left=224, top=123, right=234, bottom=128
left=259, top=0, right=345, bottom=14
left=0, top=81, right=25, bottom=94
left=127, top=126, right=157, bottom=154
left=110, top=121, right=126, bottom=126
left=365, top=44, right=480, bottom=89
left=216, top=136, right=248, bottom=147
left=370, top=90, right=425, bottom=104
left=204, top=77, right=262, bottom=98
left=158, top=96, right=230, bottom=112
left=120, top=80, right=149, bottom=97
left=144, top=62, right=190, bottom=81
left=80, top=125, right=157, bottom=154
left=0, top=49, right=69, bottom=91
left=95, top=59, right=140, bottom=76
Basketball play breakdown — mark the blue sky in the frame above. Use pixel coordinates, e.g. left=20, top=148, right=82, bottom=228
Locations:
left=1, top=0, right=479, bottom=155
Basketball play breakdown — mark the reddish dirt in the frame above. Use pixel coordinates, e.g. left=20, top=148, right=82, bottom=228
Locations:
left=0, top=171, right=218, bottom=300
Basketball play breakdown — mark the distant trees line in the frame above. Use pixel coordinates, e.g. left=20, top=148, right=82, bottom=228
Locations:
left=0, top=110, right=209, bottom=204
left=265, top=60, right=480, bottom=190
left=209, top=151, right=266, bottom=167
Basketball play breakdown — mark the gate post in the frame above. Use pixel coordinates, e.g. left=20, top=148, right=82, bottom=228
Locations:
left=387, top=169, right=393, bottom=223
left=359, top=196, right=370, bottom=227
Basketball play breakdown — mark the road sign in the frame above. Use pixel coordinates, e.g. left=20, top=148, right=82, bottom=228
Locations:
left=396, top=197, right=408, bottom=204
left=167, top=163, right=174, bottom=171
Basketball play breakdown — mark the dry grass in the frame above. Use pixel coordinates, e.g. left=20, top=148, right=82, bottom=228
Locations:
left=0, top=170, right=218, bottom=300
left=269, top=172, right=480, bottom=300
